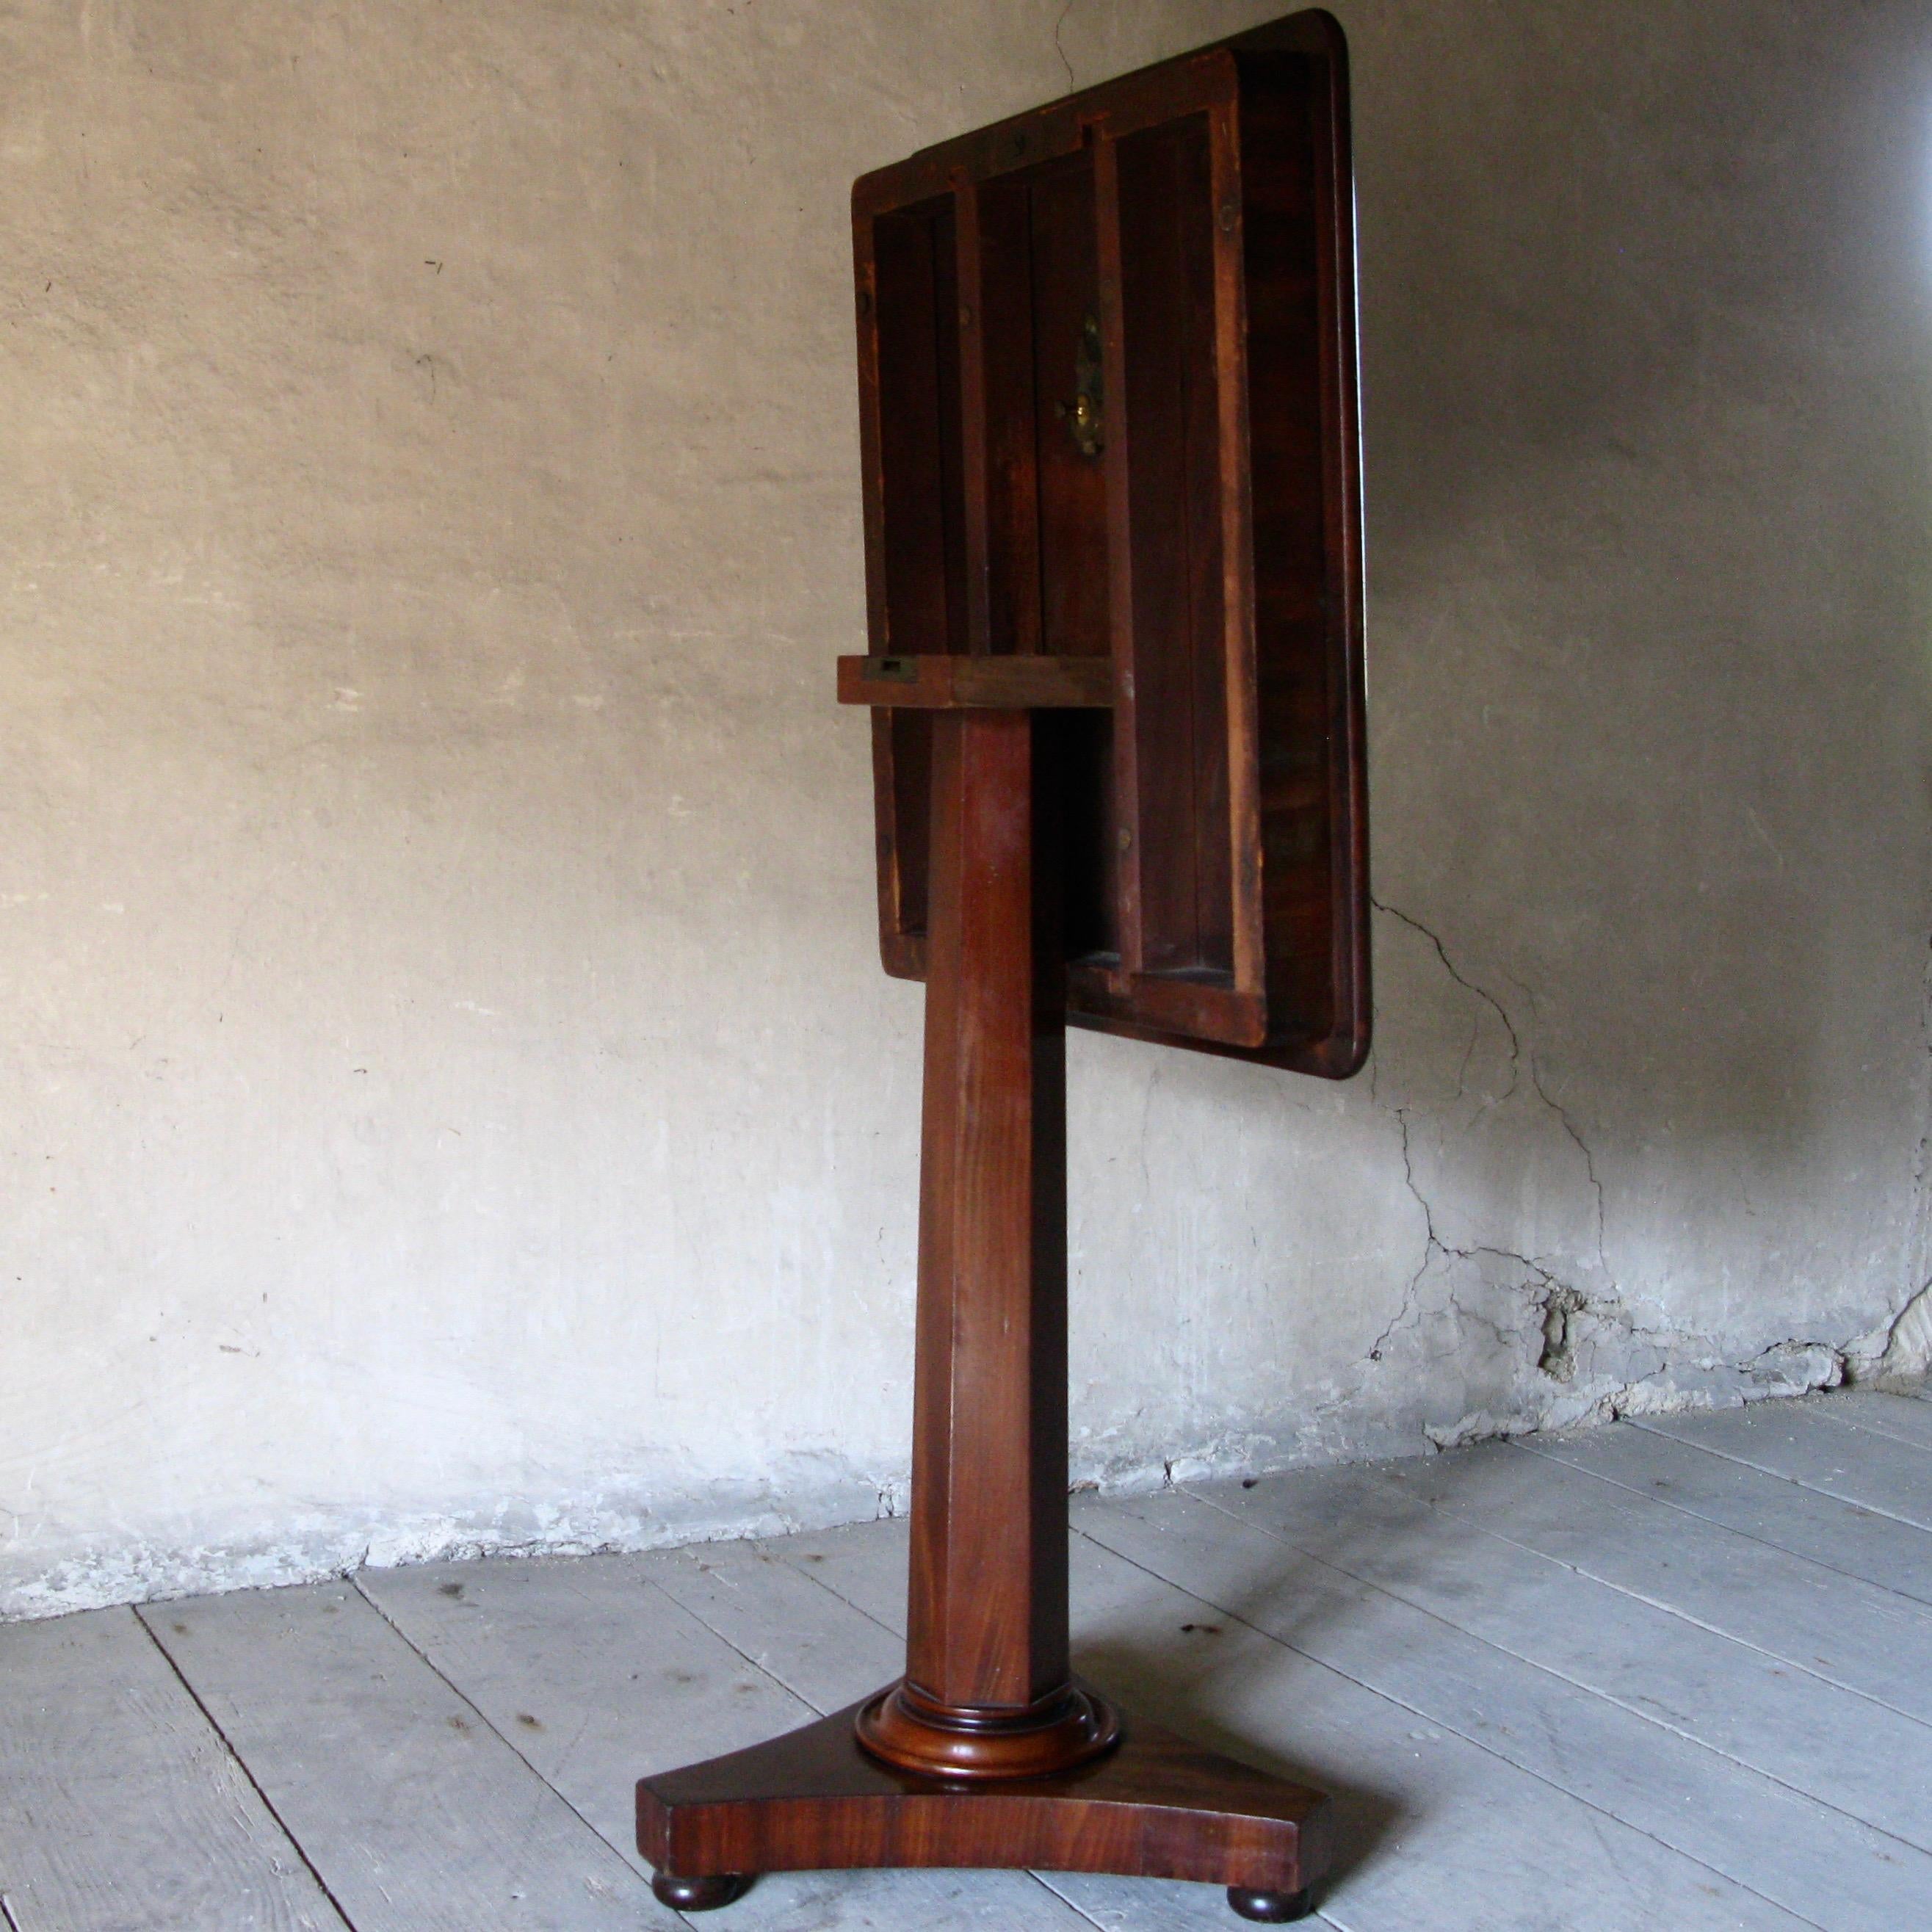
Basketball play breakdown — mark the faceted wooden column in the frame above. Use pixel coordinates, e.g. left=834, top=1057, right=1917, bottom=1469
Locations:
left=853, top=704, right=1118, bottom=1779
left=635, top=656, right=1330, bottom=1924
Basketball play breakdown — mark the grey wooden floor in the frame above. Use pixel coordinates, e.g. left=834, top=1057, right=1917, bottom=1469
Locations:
left=4, top=1387, right=1931, bottom=1932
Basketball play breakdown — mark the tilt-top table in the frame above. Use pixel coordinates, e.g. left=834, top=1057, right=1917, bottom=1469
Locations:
left=637, top=12, right=1367, bottom=1921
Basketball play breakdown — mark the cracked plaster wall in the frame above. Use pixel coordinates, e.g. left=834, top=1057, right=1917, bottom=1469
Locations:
left=4, top=0, right=1931, bottom=1618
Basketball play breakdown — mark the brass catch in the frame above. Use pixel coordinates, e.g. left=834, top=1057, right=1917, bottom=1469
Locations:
left=1055, top=314, right=1104, bottom=459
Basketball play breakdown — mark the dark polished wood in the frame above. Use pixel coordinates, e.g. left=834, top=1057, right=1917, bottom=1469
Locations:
left=853, top=703, right=1111, bottom=1781
left=836, top=653, right=1113, bottom=712
left=1228, top=1884, right=1317, bottom=1923
left=851, top=7, right=1366, bottom=1077
left=632, top=687, right=1336, bottom=1911
left=637, top=1693, right=1330, bottom=1900
left=648, top=1872, right=752, bottom=1912
left=636, top=11, right=1357, bottom=1921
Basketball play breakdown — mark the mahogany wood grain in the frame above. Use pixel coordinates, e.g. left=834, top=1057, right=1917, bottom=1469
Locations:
left=637, top=1691, right=1330, bottom=1897
left=849, top=705, right=1122, bottom=1781
left=837, top=654, right=1112, bottom=711
left=850, top=9, right=1366, bottom=1077
left=636, top=13, right=1353, bottom=1921
left=905, top=710, right=1059, bottom=1723
left=634, top=666, right=1336, bottom=1913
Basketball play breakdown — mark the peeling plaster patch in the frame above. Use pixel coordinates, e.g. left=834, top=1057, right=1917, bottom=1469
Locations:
left=1537, top=1285, right=1589, bottom=1381
left=1, top=1454, right=895, bottom=1622
left=1074, top=1430, right=1379, bottom=1499
left=1746, top=1340, right=1846, bottom=1394
left=1847, top=1282, right=1932, bottom=1386
left=1425, top=1408, right=1541, bottom=1452
left=1424, top=1333, right=1850, bottom=1450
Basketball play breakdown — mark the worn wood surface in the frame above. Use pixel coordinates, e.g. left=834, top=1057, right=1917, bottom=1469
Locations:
left=1523, top=1415, right=1932, bottom=1609
left=1806, top=1388, right=1932, bottom=1453
left=1206, top=1447, right=1932, bottom=1851
left=1376, top=1436, right=1932, bottom=1724
left=137, top=1582, right=670, bottom=1930
left=6, top=1388, right=1928, bottom=1930
left=1638, top=1400, right=1932, bottom=1533
left=0, top=1607, right=343, bottom=1932
left=1082, top=1483, right=1932, bottom=1932
left=361, top=1549, right=1099, bottom=1932
left=771, top=1513, right=1816, bottom=1931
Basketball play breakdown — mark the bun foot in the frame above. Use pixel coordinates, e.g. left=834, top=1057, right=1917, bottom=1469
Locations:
left=650, top=1872, right=753, bottom=1911
left=1228, top=1886, right=1313, bottom=1922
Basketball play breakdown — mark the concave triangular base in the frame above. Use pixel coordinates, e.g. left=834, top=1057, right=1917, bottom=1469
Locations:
left=636, top=1681, right=1329, bottom=1915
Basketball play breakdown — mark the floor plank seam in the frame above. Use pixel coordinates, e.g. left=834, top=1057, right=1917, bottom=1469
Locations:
left=648, top=1561, right=1132, bottom=1932
left=1073, top=1519, right=1837, bottom=1931
left=766, top=1546, right=909, bottom=1645
left=342, top=1575, right=679, bottom=1925
left=1507, top=1545, right=1932, bottom=1729
left=1808, top=1403, right=1932, bottom=1457
left=1507, top=1437, right=1932, bottom=1615
left=1507, top=1436, right=1932, bottom=1609
left=1369, top=1472, right=1932, bottom=1729
left=1167, top=1488, right=1922, bottom=1876
left=1034, top=1869, right=1348, bottom=1932
left=1624, top=1419, right=1932, bottom=1535
left=132, top=1606, right=360, bottom=1932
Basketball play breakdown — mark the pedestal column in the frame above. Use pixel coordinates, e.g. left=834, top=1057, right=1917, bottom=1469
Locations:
left=855, top=707, right=1118, bottom=1779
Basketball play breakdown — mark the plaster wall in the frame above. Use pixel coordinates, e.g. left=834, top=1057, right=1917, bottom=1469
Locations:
left=4, top=0, right=1929, bottom=1618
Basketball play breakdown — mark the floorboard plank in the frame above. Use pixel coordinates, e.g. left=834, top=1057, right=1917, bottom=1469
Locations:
left=360, top=1551, right=1101, bottom=1932
left=30, top=1408, right=1931, bottom=1932
left=139, top=1582, right=670, bottom=1931
left=1197, top=1457, right=1932, bottom=1854
left=775, top=1516, right=1816, bottom=1932
left=1638, top=1400, right=1932, bottom=1532
left=0, top=1607, right=344, bottom=1932
left=641, top=1542, right=902, bottom=1712
left=1085, top=1484, right=1931, bottom=1932
left=1376, top=1438, right=1932, bottom=1723
left=1816, top=1391, right=1932, bottom=1454
left=1522, top=1423, right=1932, bottom=1607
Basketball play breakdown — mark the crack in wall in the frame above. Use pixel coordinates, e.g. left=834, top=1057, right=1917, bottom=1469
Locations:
left=1050, top=0, right=1076, bottom=90
left=1509, top=971, right=1610, bottom=1276
left=1362, top=897, right=1867, bottom=1452
left=1908, top=928, right=1932, bottom=1324
left=1368, top=1103, right=1436, bottom=1364
left=1370, top=894, right=1607, bottom=1332
left=1372, top=895, right=1522, bottom=1100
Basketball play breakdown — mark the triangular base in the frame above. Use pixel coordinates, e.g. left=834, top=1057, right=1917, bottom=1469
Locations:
left=636, top=1680, right=1328, bottom=1917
